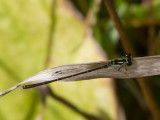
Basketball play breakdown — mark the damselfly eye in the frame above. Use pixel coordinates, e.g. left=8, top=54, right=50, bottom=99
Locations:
left=125, top=53, right=131, bottom=57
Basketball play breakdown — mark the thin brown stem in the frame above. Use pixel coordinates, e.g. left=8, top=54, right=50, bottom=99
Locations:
left=36, top=0, right=57, bottom=119
left=137, top=78, right=160, bottom=120
left=103, top=0, right=135, bottom=55
left=148, top=0, right=155, bottom=56
left=145, top=1, right=160, bottom=120
left=44, top=0, right=56, bottom=68
left=48, top=87, right=104, bottom=120
left=103, top=0, right=160, bottom=119
left=40, top=1, right=105, bottom=120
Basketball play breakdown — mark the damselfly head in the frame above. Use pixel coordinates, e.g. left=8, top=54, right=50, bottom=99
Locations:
left=125, top=53, right=131, bottom=57
left=125, top=53, right=132, bottom=66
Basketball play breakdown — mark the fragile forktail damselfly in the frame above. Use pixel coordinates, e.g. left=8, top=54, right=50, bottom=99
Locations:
left=22, top=53, right=132, bottom=89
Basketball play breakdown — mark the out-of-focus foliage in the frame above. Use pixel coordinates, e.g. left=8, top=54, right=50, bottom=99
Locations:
left=66, top=0, right=160, bottom=120
left=0, top=0, right=116, bottom=120
left=0, top=0, right=160, bottom=120
left=0, top=0, right=50, bottom=120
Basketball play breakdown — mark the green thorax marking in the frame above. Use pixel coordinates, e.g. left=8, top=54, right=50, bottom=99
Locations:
left=111, top=53, right=132, bottom=66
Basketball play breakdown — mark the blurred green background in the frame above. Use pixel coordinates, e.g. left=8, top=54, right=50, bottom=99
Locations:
left=0, top=0, right=160, bottom=120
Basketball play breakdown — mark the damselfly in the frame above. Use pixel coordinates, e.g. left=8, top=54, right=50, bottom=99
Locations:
left=22, top=53, right=132, bottom=89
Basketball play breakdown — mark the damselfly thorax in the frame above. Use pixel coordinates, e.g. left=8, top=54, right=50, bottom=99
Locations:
left=110, top=53, right=132, bottom=71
